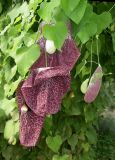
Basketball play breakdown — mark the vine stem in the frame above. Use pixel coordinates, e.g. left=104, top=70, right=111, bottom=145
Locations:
left=89, top=38, right=93, bottom=80
left=96, top=35, right=100, bottom=65
left=108, top=3, right=115, bottom=12
left=45, top=51, right=48, bottom=67
left=87, top=60, right=98, bottom=65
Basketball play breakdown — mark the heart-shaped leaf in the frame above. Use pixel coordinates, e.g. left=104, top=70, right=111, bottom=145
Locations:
left=46, top=135, right=62, bottom=153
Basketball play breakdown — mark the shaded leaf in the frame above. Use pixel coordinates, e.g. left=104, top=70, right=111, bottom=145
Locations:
left=46, top=135, right=62, bottom=153
left=15, top=44, right=40, bottom=76
left=43, top=22, right=67, bottom=49
left=69, top=0, right=87, bottom=24
left=38, top=0, right=60, bottom=22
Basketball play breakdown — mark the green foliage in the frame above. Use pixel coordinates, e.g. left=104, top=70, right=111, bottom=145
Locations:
left=46, top=135, right=62, bottom=153
left=15, top=44, right=40, bottom=76
left=0, top=0, right=115, bottom=160
left=43, top=22, right=68, bottom=49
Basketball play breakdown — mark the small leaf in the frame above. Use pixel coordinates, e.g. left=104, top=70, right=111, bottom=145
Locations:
left=0, top=98, right=16, bottom=116
left=86, top=128, right=97, bottom=144
left=4, top=77, right=22, bottom=97
left=0, top=2, right=2, bottom=14
left=81, top=143, right=90, bottom=152
left=43, top=22, right=67, bottom=49
left=52, top=154, right=70, bottom=160
left=61, top=0, right=80, bottom=16
left=23, top=32, right=36, bottom=47
left=77, top=22, right=97, bottom=44
left=67, top=134, right=78, bottom=151
left=90, top=12, right=112, bottom=34
left=38, top=0, right=60, bottom=22
left=4, top=120, right=15, bottom=140
left=74, top=60, right=86, bottom=77
left=5, top=65, right=17, bottom=83
left=84, top=105, right=97, bottom=123
left=81, top=78, right=89, bottom=94
left=29, top=0, right=43, bottom=10
left=15, top=44, right=40, bottom=76
left=46, top=135, right=62, bottom=153
left=69, top=0, right=87, bottom=24
left=112, top=33, right=115, bottom=52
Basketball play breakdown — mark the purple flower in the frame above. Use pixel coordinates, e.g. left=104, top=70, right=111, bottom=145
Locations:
left=16, top=36, right=80, bottom=147
left=84, top=66, right=103, bottom=103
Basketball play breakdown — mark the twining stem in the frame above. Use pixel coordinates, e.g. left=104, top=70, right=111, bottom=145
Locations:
left=89, top=38, right=93, bottom=80
left=45, top=51, right=48, bottom=67
left=87, top=60, right=98, bottom=65
left=96, top=35, right=100, bottom=65
left=108, top=3, right=115, bottom=12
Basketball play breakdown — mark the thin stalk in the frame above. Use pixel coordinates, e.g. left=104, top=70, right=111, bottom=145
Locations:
left=108, top=3, right=115, bottom=12
left=45, top=51, right=48, bottom=67
left=89, top=38, right=93, bottom=80
left=96, top=35, right=100, bottom=65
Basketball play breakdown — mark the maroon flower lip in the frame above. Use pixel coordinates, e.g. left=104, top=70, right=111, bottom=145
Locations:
left=16, top=36, right=80, bottom=147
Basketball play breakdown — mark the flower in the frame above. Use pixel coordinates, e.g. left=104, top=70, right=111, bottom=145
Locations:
left=84, top=66, right=103, bottom=103
left=16, top=36, right=80, bottom=147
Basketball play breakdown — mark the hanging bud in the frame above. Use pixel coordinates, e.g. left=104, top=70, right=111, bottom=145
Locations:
left=84, top=65, right=103, bottom=103
left=21, top=105, right=28, bottom=113
left=45, top=40, right=56, bottom=54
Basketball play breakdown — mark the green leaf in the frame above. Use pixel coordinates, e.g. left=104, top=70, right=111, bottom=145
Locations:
left=76, top=3, right=93, bottom=30
left=46, top=135, right=62, bottom=153
left=4, top=65, right=17, bottom=83
left=52, top=154, right=70, bottom=160
left=0, top=109, right=6, bottom=120
left=112, top=32, right=115, bottom=52
left=0, top=98, right=16, bottom=116
left=90, top=12, right=112, bottom=34
left=14, top=121, right=19, bottom=136
left=74, top=60, right=86, bottom=77
left=81, top=78, right=89, bottom=94
left=53, top=7, right=68, bottom=22
left=23, top=32, right=37, bottom=47
left=4, top=120, right=15, bottom=140
left=77, top=22, right=97, bottom=44
left=67, top=134, right=78, bottom=151
left=43, top=22, right=67, bottom=49
left=69, top=0, right=87, bottom=24
left=8, top=4, right=20, bottom=23
left=38, top=0, right=60, bottom=22
left=29, top=0, right=43, bottom=10
left=84, top=105, right=97, bottom=123
left=15, top=44, right=40, bottom=76
left=0, top=2, right=2, bottom=14
left=0, top=35, right=8, bottom=53
left=86, top=128, right=97, bottom=144
left=81, top=143, right=90, bottom=152
left=66, top=103, right=82, bottom=116
left=44, top=116, right=52, bottom=134
left=61, top=0, right=80, bottom=16
left=8, top=2, right=30, bottom=24
left=4, top=77, right=22, bottom=97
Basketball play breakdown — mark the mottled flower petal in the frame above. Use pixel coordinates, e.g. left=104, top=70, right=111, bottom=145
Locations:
left=20, top=111, right=45, bottom=147
left=30, top=38, right=80, bottom=71
left=84, top=66, right=103, bottom=103
left=16, top=34, right=80, bottom=147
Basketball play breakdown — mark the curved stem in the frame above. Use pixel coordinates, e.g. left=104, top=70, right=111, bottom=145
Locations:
left=108, top=3, right=115, bottom=12
left=96, top=35, right=100, bottom=65
left=87, top=60, right=98, bottom=65
left=89, top=38, right=93, bottom=79
left=45, top=51, right=48, bottom=67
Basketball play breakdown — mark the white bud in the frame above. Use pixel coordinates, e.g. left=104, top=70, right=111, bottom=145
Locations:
left=45, top=40, right=56, bottom=54
left=21, top=105, right=28, bottom=113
